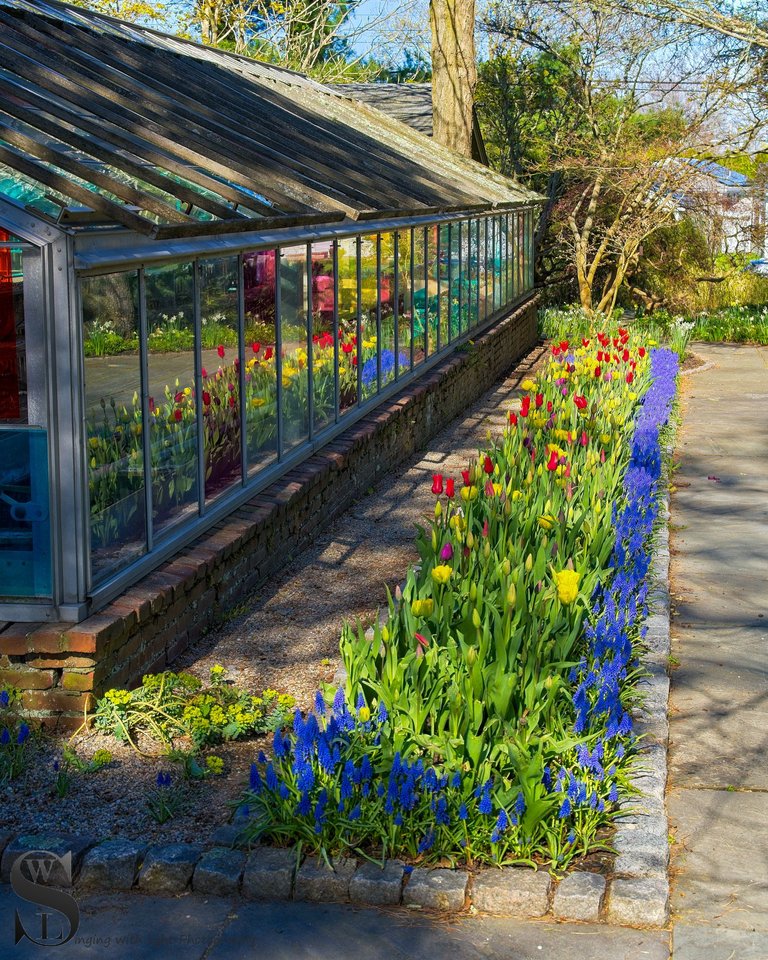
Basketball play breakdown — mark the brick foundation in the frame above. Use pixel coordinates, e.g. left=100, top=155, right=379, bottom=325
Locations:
left=0, top=297, right=538, bottom=727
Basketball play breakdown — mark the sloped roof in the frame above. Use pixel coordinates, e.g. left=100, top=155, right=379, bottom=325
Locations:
left=683, top=159, right=751, bottom=189
left=332, top=83, right=489, bottom=166
left=0, top=0, right=537, bottom=239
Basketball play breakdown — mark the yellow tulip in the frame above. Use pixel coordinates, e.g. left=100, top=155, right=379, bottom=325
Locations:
left=411, top=598, right=434, bottom=617
left=554, top=569, right=580, bottom=605
left=431, top=565, right=453, bottom=585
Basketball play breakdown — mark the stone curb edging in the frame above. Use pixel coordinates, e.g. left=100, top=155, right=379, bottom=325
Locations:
left=0, top=499, right=673, bottom=928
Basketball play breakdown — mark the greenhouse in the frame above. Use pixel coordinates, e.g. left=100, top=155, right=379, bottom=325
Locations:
left=0, top=0, right=540, bottom=624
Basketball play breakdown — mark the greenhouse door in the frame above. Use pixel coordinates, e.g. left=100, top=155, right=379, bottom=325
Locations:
left=0, top=227, right=51, bottom=599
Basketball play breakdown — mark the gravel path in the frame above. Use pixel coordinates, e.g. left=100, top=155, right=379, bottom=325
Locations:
left=1, top=342, right=547, bottom=844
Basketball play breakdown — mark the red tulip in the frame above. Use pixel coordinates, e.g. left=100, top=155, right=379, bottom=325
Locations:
left=594, top=366, right=602, bottom=378
left=546, top=400, right=553, bottom=413
left=252, top=342, right=261, bottom=354
left=535, top=392, right=544, bottom=408
left=638, top=347, right=646, bottom=358
left=582, top=338, right=590, bottom=348
left=560, top=340, right=569, bottom=352
left=626, top=372, right=634, bottom=384
left=445, top=478, right=455, bottom=498
left=483, top=455, right=493, bottom=474
left=574, top=395, right=587, bottom=410
left=431, top=474, right=444, bottom=495
left=546, top=449, right=559, bottom=471
left=509, top=412, right=518, bottom=427
left=342, top=342, right=354, bottom=354
left=520, top=396, right=531, bottom=417
left=202, top=391, right=211, bottom=405
left=174, top=391, right=184, bottom=403
left=174, top=409, right=182, bottom=422
left=461, top=469, right=471, bottom=486
left=201, top=367, right=208, bottom=379
left=264, top=347, right=273, bottom=361
left=580, top=430, right=588, bottom=446
left=622, top=349, right=629, bottom=362
left=415, top=632, right=429, bottom=649
left=482, top=520, right=489, bottom=537
left=228, top=396, right=235, bottom=408
left=148, top=396, right=155, bottom=412
left=217, top=344, right=225, bottom=358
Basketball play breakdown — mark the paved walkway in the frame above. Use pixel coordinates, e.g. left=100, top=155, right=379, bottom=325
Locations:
left=668, top=343, right=768, bottom=959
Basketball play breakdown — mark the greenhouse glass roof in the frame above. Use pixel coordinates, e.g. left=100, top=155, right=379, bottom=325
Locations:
left=0, top=0, right=539, bottom=239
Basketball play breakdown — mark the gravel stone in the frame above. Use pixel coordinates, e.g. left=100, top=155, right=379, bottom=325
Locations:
left=606, top=877, right=669, bottom=927
left=78, top=839, right=146, bottom=891
left=138, top=843, right=203, bottom=893
left=241, top=846, right=297, bottom=900
left=294, top=856, right=357, bottom=902
left=1, top=833, right=95, bottom=885
left=349, top=860, right=405, bottom=905
left=193, top=846, right=247, bottom=896
left=552, top=872, right=606, bottom=922
left=471, top=868, right=550, bottom=917
left=403, top=867, right=468, bottom=912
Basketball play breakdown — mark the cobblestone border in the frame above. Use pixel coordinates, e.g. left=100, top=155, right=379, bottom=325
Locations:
left=0, top=501, right=672, bottom=928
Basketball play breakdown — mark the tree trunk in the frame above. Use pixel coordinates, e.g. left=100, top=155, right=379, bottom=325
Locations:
left=429, top=0, right=477, bottom=158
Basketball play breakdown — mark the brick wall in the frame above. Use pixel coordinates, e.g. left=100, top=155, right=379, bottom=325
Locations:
left=0, top=297, right=539, bottom=727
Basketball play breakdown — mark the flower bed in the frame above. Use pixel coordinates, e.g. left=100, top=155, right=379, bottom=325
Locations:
left=235, top=331, right=679, bottom=870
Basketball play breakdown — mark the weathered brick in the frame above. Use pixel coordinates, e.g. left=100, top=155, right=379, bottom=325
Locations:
left=0, top=667, right=56, bottom=690
left=21, top=690, right=91, bottom=714
left=61, top=671, right=94, bottom=692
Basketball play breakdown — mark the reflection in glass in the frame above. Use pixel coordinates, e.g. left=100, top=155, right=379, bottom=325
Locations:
left=360, top=234, right=378, bottom=400
left=396, top=230, right=413, bottom=376
left=337, top=237, right=359, bottom=413
left=243, top=250, right=278, bottom=471
left=0, top=231, right=27, bottom=423
left=310, top=241, right=336, bottom=433
left=280, top=245, right=309, bottom=450
left=425, top=226, right=438, bottom=355
left=81, top=271, right=147, bottom=581
left=379, top=233, right=399, bottom=387
left=412, top=228, right=427, bottom=364
left=438, top=225, right=450, bottom=348
left=200, top=256, right=241, bottom=502
left=0, top=428, right=51, bottom=597
left=145, top=261, right=198, bottom=537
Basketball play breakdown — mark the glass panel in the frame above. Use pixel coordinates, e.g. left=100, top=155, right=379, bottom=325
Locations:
left=0, top=427, right=51, bottom=597
left=243, top=250, right=278, bottom=471
left=426, top=226, right=438, bottom=355
left=337, top=237, right=358, bottom=414
left=279, top=244, right=309, bottom=451
left=480, top=218, right=490, bottom=322
left=200, top=256, right=241, bottom=502
left=528, top=210, right=536, bottom=289
left=396, top=230, right=413, bottom=376
left=468, top=219, right=480, bottom=329
left=412, top=227, right=427, bottom=364
left=379, top=232, right=398, bottom=387
left=310, top=241, right=336, bottom=433
left=360, top=234, right=378, bottom=400
left=145, top=261, right=198, bottom=537
left=81, top=271, right=147, bottom=582
left=438, top=224, right=451, bottom=347
left=0, top=230, right=28, bottom=423
left=494, top=216, right=504, bottom=311
left=503, top=214, right=513, bottom=305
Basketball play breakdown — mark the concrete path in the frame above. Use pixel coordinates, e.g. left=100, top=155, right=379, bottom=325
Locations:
left=668, top=343, right=768, bottom=959
left=0, top=886, right=670, bottom=959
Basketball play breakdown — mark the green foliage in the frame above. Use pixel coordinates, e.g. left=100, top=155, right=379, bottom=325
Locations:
left=53, top=746, right=113, bottom=798
left=93, top=667, right=295, bottom=751
left=0, top=686, right=32, bottom=784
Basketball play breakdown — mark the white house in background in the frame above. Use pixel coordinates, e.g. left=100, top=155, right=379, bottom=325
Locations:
left=675, top=159, right=767, bottom=256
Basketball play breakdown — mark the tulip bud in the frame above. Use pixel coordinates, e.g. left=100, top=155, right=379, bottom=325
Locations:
left=472, top=608, right=481, bottom=629
left=470, top=583, right=477, bottom=602
left=435, top=500, right=442, bottom=519
left=483, top=541, right=491, bottom=559
left=467, top=646, right=477, bottom=666
left=501, top=558, right=511, bottom=576
left=525, top=554, right=533, bottom=572
left=431, top=530, right=438, bottom=551
left=506, top=582, right=516, bottom=607
left=382, top=626, right=390, bottom=642
left=466, top=531, right=475, bottom=549
left=504, top=499, right=512, bottom=516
